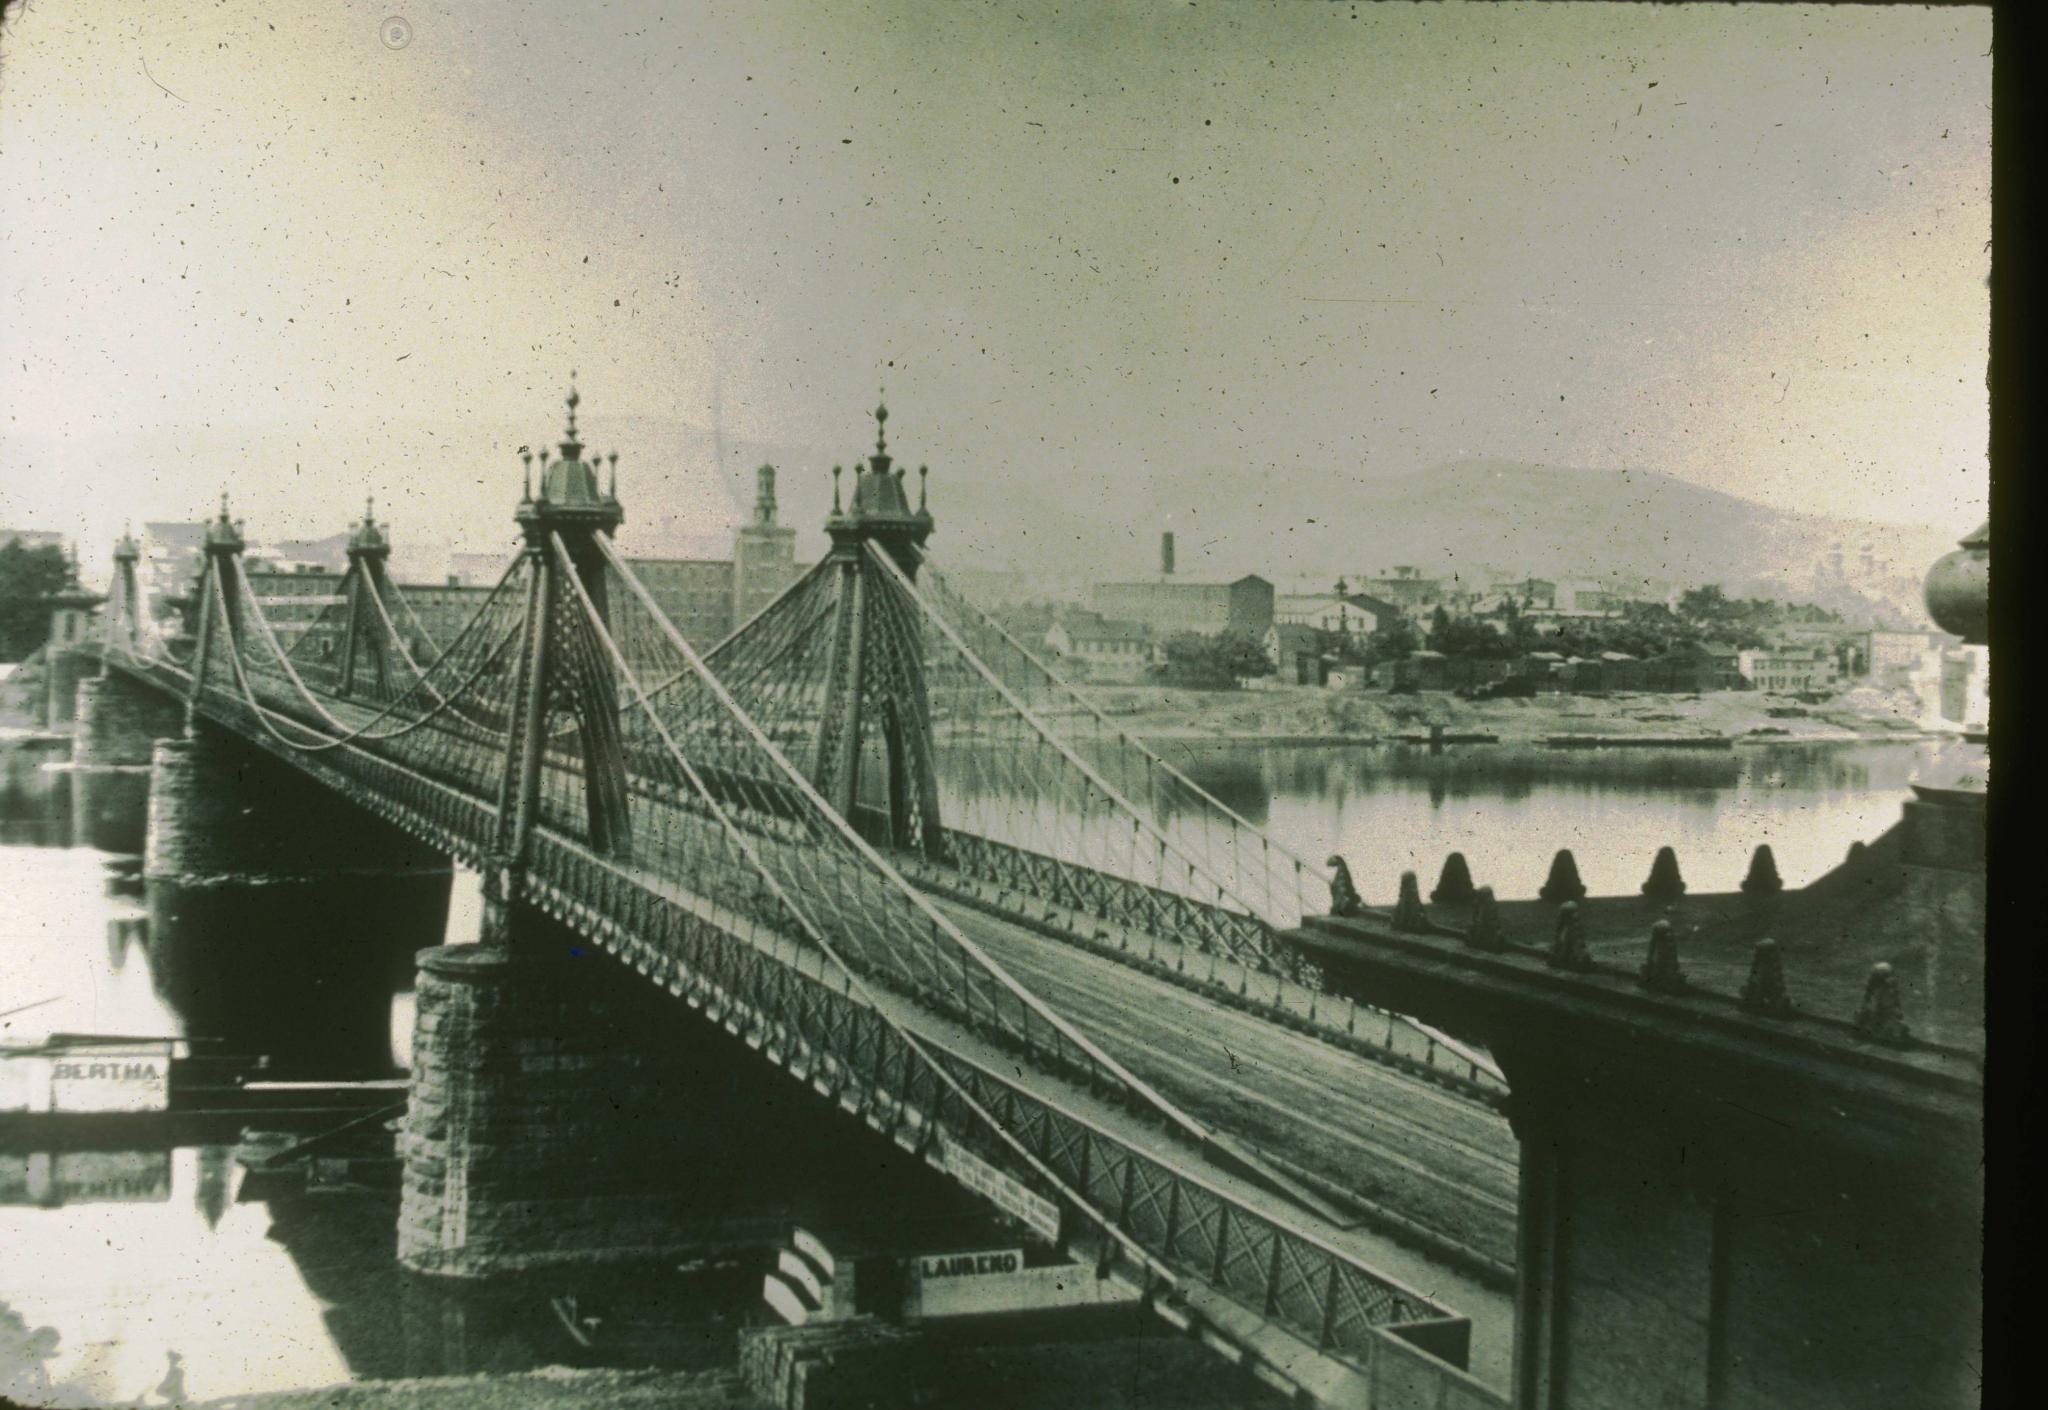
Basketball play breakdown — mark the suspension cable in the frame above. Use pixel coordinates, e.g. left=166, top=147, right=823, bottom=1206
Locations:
left=868, top=543, right=1273, bottom=929
left=918, top=546, right=1335, bottom=899
left=580, top=531, right=1351, bottom=1212
left=217, top=560, right=521, bottom=750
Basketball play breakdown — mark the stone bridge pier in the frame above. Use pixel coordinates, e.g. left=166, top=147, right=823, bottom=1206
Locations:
left=395, top=866, right=968, bottom=1281
left=142, top=724, right=453, bottom=1076
left=398, top=873, right=788, bottom=1278
left=68, top=672, right=183, bottom=854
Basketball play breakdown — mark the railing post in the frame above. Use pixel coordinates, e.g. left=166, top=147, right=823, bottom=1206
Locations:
left=1263, top=1230, right=1286, bottom=1315
left=1318, top=1263, right=1342, bottom=1350
left=1211, top=1203, right=1232, bottom=1282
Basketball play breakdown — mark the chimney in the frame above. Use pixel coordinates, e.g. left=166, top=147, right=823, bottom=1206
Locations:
left=1161, top=531, right=1176, bottom=577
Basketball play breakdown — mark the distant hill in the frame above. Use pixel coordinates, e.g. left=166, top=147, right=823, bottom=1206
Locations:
left=930, top=458, right=1961, bottom=623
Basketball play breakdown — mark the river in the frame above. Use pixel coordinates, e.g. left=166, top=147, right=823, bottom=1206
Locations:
left=1133, top=736, right=1951, bottom=903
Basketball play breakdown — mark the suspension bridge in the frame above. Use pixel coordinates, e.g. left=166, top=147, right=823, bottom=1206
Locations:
left=82, top=388, right=1516, bottom=1407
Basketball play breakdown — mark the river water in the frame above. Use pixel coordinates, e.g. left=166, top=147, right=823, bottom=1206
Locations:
left=0, top=733, right=1943, bottom=1404
left=1145, top=736, right=1952, bottom=904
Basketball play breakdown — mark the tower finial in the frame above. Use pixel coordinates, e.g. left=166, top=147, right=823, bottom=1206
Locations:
left=565, top=371, right=581, bottom=440
left=365, top=493, right=376, bottom=523
left=832, top=465, right=843, bottom=515
left=874, top=389, right=888, bottom=457
left=607, top=450, right=618, bottom=499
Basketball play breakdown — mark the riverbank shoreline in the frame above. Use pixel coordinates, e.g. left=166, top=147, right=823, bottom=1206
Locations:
left=191, top=1367, right=751, bottom=1410
left=1071, top=682, right=1946, bottom=751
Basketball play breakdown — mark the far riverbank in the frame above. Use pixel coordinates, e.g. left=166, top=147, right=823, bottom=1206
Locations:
left=1068, top=682, right=1942, bottom=749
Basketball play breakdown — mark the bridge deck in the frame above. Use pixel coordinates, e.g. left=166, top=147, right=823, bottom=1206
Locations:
left=926, top=895, right=1517, bottom=1383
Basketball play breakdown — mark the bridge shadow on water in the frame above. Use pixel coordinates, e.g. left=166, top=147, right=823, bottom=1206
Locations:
left=143, top=872, right=447, bottom=1079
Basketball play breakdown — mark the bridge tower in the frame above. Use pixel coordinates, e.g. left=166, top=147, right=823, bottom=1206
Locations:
left=40, top=543, right=104, bottom=726
left=185, top=494, right=246, bottom=732
left=400, top=380, right=755, bottom=1277
left=810, top=398, right=946, bottom=857
left=338, top=498, right=394, bottom=696
left=104, top=525, right=143, bottom=660
left=494, top=378, right=633, bottom=865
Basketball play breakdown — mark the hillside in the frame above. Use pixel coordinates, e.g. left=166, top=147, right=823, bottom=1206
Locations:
left=932, top=458, right=1959, bottom=617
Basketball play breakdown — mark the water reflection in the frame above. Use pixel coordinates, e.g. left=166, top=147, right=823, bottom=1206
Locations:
left=939, top=737, right=1943, bottom=903
left=1, top=739, right=71, bottom=848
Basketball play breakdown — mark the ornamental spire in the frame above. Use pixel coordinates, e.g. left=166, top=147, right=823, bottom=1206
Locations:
left=559, top=372, right=584, bottom=463
left=874, top=389, right=888, bottom=458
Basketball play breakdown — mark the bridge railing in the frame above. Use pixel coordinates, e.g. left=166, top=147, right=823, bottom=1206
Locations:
left=518, top=823, right=1468, bottom=1384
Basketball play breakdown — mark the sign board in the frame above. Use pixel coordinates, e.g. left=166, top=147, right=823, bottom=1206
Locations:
left=0, top=1045, right=173, bottom=1114
left=936, top=1138, right=1062, bottom=1242
left=917, top=1248, right=1023, bottom=1281
left=50, top=1051, right=171, bottom=1113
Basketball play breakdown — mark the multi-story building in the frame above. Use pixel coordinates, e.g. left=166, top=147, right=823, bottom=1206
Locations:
left=1738, top=645, right=1839, bottom=694
left=1553, top=578, right=1617, bottom=613
left=1091, top=575, right=1273, bottom=641
left=1776, top=623, right=1872, bottom=678
left=1042, top=613, right=1154, bottom=682
left=632, top=557, right=740, bottom=646
left=1272, top=584, right=1398, bottom=638
left=1869, top=629, right=1958, bottom=690
left=1353, top=565, right=1443, bottom=614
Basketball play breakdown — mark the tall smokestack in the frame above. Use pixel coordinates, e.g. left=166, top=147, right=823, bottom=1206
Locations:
left=1161, top=531, right=1175, bottom=577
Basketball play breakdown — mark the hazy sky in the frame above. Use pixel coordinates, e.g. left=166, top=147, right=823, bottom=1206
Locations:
left=0, top=1, right=1991, bottom=567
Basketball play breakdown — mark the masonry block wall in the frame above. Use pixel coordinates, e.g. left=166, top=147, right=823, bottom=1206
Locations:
left=1512, top=1086, right=1979, bottom=1410
left=144, top=726, right=444, bottom=881
left=72, top=676, right=182, bottom=769
left=398, top=918, right=729, bottom=1277
left=41, top=648, right=95, bottom=726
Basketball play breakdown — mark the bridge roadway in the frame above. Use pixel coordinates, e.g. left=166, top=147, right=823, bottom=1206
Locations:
left=129, top=656, right=1519, bottom=1391
left=927, top=897, right=1521, bottom=1275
